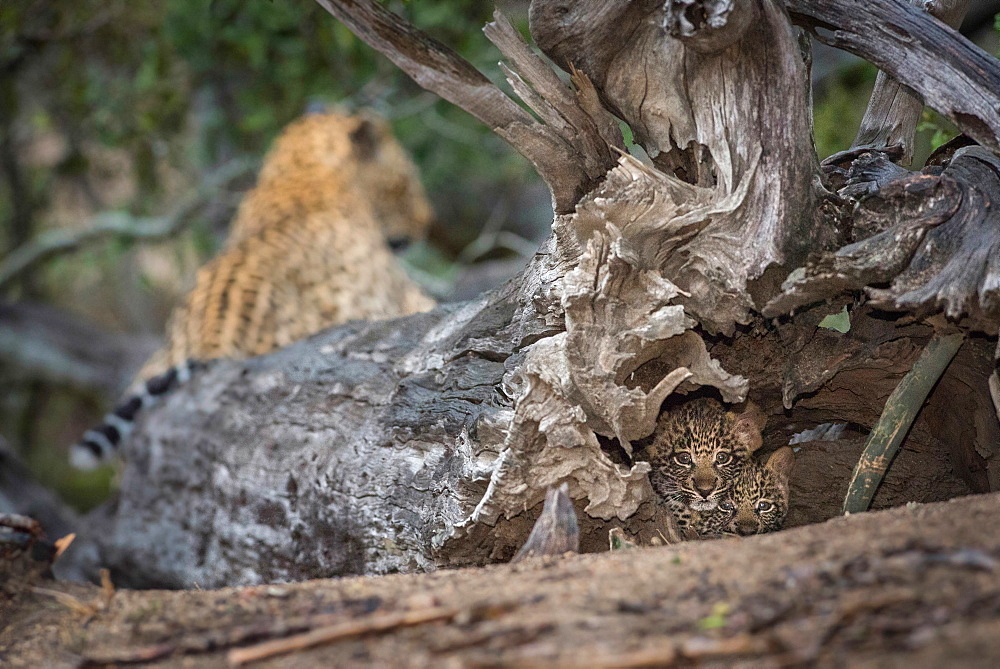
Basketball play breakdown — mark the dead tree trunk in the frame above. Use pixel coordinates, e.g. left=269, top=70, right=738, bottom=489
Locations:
left=80, top=0, right=1000, bottom=588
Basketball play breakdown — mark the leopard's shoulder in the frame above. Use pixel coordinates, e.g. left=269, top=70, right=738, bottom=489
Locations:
left=141, top=110, right=435, bottom=378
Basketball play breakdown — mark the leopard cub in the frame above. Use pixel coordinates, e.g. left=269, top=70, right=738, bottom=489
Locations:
left=692, top=447, right=795, bottom=537
left=638, top=398, right=764, bottom=533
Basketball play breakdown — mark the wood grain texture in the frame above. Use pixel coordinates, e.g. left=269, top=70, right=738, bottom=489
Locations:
left=312, top=0, right=618, bottom=212
left=787, top=0, right=1000, bottom=152
left=851, top=0, right=971, bottom=165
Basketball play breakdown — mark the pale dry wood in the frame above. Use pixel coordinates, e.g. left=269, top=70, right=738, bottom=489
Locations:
left=531, top=0, right=825, bottom=333
left=510, top=483, right=579, bottom=563
left=85, top=0, right=803, bottom=587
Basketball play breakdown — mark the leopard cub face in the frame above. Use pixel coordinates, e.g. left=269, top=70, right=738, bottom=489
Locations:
left=638, top=398, right=764, bottom=531
left=693, top=447, right=795, bottom=537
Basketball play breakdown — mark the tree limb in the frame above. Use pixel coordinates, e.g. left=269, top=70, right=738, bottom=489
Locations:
left=0, top=160, right=254, bottom=294
left=787, top=0, right=1000, bottom=153
left=69, top=0, right=1000, bottom=589
left=843, top=331, right=965, bottom=513
left=312, top=0, right=619, bottom=212
left=850, top=0, right=970, bottom=166
left=764, top=147, right=1000, bottom=331
left=0, top=301, right=160, bottom=396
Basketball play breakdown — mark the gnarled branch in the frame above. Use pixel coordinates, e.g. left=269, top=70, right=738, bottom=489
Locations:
left=0, top=160, right=253, bottom=294
left=787, top=0, right=1000, bottom=152
left=312, top=0, right=619, bottom=212
left=851, top=0, right=971, bottom=165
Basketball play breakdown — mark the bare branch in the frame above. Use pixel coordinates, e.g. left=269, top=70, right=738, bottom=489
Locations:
left=851, top=0, right=971, bottom=165
left=0, top=160, right=254, bottom=294
left=0, top=301, right=160, bottom=395
left=843, top=331, right=965, bottom=513
left=314, top=0, right=531, bottom=132
left=312, top=0, right=618, bottom=211
left=787, top=0, right=1000, bottom=153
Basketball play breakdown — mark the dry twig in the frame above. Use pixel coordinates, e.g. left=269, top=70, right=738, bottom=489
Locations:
left=226, top=606, right=458, bottom=666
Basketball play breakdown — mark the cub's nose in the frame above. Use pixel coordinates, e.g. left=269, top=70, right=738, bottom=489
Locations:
left=735, top=519, right=759, bottom=535
left=694, top=482, right=715, bottom=498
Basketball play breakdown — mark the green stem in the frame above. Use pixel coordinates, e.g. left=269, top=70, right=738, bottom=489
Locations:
left=843, top=331, right=965, bottom=514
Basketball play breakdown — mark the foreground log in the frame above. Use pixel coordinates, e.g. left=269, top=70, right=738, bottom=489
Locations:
left=66, top=0, right=1000, bottom=587
left=9, top=493, right=1000, bottom=667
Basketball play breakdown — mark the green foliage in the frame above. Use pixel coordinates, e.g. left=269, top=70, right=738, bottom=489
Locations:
left=812, top=62, right=878, bottom=159
left=619, top=121, right=635, bottom=148
left=819, top=306, right=851, bottom=334
left=3, top=1, right=527, bottom=236
left=812, top=59, right=959, bottom=165
left=916, top=110, right=958, bottom=153
left=608, top=527, right=637, bottom=550
left=697, top=603, right=730, bottom=630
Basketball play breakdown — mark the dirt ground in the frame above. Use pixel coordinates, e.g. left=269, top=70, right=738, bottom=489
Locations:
left=3, top=490, right=1000, bottom=668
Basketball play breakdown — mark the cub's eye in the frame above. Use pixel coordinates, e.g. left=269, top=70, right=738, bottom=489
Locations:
left=756, top=500, right=774, bottom=513
left=673, top=452, right=692, bottom=465
left=719, top=500, right=735, bottom=512
left=715, top=452, right=732, bottom=465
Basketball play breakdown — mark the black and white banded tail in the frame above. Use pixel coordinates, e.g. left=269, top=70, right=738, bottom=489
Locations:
left=70, top=360, right=205, bottom=469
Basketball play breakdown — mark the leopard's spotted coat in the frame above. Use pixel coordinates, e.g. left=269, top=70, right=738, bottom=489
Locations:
left=141, top=110, right=434, bottom=378
left=639, top=398, right=764, bottom=533
left=692, top=447, right=795, bottom=536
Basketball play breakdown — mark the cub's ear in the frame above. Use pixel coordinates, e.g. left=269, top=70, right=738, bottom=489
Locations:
left=765, top=446, right=795, bottom=480
left=348, top=116, right=383, bottom=161
left=732, top=411, right=763, bottom=453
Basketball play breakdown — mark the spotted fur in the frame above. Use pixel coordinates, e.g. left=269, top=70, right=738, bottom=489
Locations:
left=692, top=447, right=795, bottom=537
left=640, top=398, right=764, bottom=531
left=72, top=110, right=433, bottom=469
left=143, top=110, right=434, bottom=378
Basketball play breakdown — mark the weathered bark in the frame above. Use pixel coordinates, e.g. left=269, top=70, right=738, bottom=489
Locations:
left=311, top=1, right=620, bottom=213
left=787, top=0, right=1000, bottom=153
left=72, top=0, right=1000, bottom=588
left=764, top=147, right=1000, bottom=332
left=849, top=0, right=971, bottom=166
left=532, top=0, right=824, bottom=333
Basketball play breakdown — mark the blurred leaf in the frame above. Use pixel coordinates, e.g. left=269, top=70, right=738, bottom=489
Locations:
left=819, top=306, right=851, bottom=333
left=698, top=603, right=730, bottom=630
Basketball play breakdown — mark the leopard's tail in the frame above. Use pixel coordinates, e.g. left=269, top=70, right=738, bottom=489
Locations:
left=70, top=360, right=204, bottom=469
